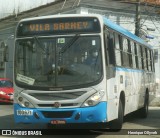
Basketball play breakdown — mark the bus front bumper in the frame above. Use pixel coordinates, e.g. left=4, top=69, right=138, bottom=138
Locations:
left=14, top=102, right=107, bottom=124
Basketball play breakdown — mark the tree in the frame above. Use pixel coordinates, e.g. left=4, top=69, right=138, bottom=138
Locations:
left=116, top=0, right=160, bottom=5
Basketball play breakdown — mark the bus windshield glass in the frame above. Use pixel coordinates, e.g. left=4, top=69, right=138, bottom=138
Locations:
left=15, top=35, right=102, bottom=90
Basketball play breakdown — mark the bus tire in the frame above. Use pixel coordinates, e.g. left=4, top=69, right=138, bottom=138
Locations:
left=109, top=99, right=124, bottom=130
left=139, top=92, right=149, bottom=118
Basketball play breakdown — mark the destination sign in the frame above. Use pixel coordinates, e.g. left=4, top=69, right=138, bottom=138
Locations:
left=17, top=17, right=101, bottom=37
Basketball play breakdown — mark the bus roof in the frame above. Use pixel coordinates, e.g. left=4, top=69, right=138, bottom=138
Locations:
left=18, top=14, right=100, bottom=22
left=18, top=14, right=152, bottom=49
left=102, top=17, right=153, bottom=49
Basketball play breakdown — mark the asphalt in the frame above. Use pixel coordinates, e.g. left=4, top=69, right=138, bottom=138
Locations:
left=149, top=90, right=160, bottom=107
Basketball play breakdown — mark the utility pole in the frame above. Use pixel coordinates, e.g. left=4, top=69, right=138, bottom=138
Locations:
left=135, top=0, right=141, bottom=36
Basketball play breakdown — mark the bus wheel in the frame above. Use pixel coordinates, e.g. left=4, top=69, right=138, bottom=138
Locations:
left=109, top=100, right=124, bottom=130
left=139, top=93, right=149, bottom=118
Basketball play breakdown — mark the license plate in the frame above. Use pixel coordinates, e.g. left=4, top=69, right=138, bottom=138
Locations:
left=17, top=110, right=33, bottom=116
left=51, top=120, right=66, bottom=124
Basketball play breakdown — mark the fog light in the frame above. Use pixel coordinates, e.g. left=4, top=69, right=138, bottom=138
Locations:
left=18, top=97, right=23, bottom=102
left=24, top=102, right=30, bottom=107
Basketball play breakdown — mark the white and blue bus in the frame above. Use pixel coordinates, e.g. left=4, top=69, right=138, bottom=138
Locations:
left=14, top=14, right=155, bottom=129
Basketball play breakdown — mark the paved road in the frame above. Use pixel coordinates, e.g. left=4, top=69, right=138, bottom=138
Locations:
left=0, top=103, right=160, bottom=138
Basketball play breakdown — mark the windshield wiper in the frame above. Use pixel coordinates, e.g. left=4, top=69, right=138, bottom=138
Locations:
left=33, top=36, right=49, bottom=55
left=59, top=34, right=80, bottom=53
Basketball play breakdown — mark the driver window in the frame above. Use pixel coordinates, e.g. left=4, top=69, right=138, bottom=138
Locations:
left=108, top=31, right=115, bottom=65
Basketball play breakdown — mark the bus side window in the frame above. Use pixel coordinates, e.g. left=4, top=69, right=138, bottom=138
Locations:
left=140, top=45, right=143, bottom=69
left=130, top=41, right=136, bottom=68
left=104, top=27, right=109, bottom=66
left=141, top=46, right=144, bottom=70
left=148, top=49, right=151, bottom=71
left=154, top=49, right=158, bottom=63
left=142, top=47, right=147, bottom=70
left=136, top=44, right=142, bottom=69
left=115, top=34, right=122, bottom=66
left=134, top=43, right=139, bottom=69
left=128, top=40, right=132, bottom=67
left=121, top=37, right=130, bottom=67
left=107, top=31, right=115, bottom=65
left=152, top=51, right=155, bottom=72
left=104, top=28, right=116, bottom=79
left=150, top=50, right=154, bottom=71
left=145, top=48, right=149, bottom=71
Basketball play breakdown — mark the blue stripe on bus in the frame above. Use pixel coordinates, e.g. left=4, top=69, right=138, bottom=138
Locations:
left=115, top=67, right=144, bottom=73
left=14, top=102, right=107, bottom=124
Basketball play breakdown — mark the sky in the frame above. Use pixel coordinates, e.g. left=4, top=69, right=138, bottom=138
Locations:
left=0, top=0, right=55, bottom=18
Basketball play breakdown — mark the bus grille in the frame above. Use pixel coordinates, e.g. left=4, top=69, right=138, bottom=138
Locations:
left=38, top=103, right=78, bottom=107
left=41, top=111, right=74, bottom=118
left=29, top=91, right=85, bottom=101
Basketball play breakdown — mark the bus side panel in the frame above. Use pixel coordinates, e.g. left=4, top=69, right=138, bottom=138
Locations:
left=106, top=77, right=119, bottom=121
left=117, top=68, right=145, bottom=115
left=107, top=67, right=147, bottom=121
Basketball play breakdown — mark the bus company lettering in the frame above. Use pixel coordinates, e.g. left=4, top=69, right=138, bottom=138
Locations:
left=29, top=22, right=89, bottom=32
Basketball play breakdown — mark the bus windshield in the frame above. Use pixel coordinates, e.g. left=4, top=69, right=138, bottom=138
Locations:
left=15, top=35, right=102, bottom=90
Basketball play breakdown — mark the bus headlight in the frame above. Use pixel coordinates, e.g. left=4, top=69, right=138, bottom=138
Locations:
left=82, top=90, right=105, bottom=107
left=17, top=96, right=34, bottom=108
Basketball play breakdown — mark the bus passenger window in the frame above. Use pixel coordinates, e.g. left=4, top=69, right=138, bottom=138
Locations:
left=151, top=51, right=155, bottom=71
left=136, top=44, right=142, bottom=69
left=148, top=49, right=151, bottom=71
left=122, top=38, right=129, bottom=67
left=115, top=34, right=122, bottom=66
left=140, top=46, right=144, bottom=69
left=154, top=49, right=158, bottom=63
left=128, top=40, right=132, bottom=67
left=142, top=47, right=147, bottom=70
left=130, top=41, right=136, bottom=68
left=145, top=48, right=149, bottom=71
left=134, top=44, right=139, bottom=69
